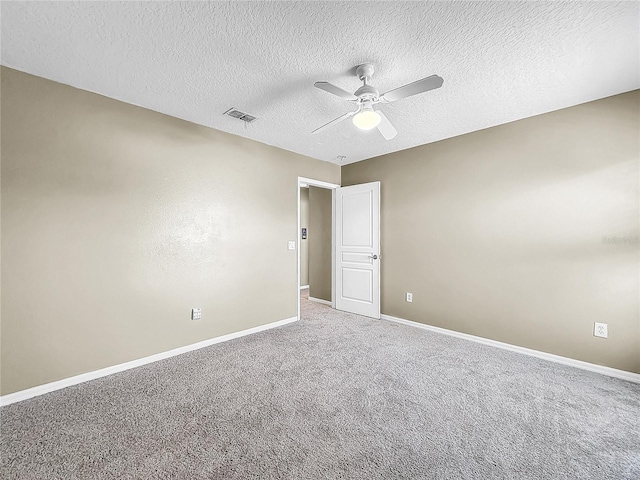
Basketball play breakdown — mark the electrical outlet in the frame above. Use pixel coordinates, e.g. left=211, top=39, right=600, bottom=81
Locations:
left=406, top=292, right=413, bottom=303
left=594, top=322, right=608, bottom=338
left=191, top=308, right=202, bottom=321
left=288, top=240, right=296, bottom=250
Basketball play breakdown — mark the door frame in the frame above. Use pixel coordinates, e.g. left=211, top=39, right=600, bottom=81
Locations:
left=297, top=177, right=340, bottom=320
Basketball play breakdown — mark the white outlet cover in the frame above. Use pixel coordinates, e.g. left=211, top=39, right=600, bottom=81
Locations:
left=594, top=322, right=608, bottom=338
left=406, top=292, right=413, bottom=303
left=191, top=308, right=202, bottom=321
left=288, top=241, right=296, bottom=250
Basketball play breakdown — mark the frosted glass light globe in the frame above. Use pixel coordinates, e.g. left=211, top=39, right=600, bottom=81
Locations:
left=352, top=107, right=381, bottom=130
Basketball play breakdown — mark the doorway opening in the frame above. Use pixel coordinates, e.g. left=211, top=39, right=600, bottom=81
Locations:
left=297, top=177, right=339, bottom=320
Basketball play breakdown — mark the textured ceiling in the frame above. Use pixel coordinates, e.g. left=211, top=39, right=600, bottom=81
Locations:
left=1, top=1, right=638, bottom=165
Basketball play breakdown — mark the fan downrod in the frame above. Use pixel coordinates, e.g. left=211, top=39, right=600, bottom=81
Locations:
left=354, top=63, right=379, bottom=99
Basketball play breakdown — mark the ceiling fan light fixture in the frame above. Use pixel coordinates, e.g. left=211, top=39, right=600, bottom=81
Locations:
left=313, top=64, right=442, bottom=139
left=352, top=105, right=381, bottom=130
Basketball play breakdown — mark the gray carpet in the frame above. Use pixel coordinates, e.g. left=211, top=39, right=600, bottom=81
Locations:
left=2, top=294, right=639, bottom=479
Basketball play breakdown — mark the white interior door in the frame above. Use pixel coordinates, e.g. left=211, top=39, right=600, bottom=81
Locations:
left=335, top=181, right=380, bottom=319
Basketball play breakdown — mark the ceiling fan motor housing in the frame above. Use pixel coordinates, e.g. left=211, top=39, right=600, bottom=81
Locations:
left=354, top=84, right=379, bottom=100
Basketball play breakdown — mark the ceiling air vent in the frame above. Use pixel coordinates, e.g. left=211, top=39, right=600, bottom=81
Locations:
left=224, top=108, right=257, bottom=123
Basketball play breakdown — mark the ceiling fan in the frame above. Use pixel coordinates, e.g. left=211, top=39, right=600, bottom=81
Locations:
left=312, top=63, right=443, bottom=140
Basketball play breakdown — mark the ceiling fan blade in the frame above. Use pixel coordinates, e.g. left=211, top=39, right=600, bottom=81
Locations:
left=376, top=111, right=397, bottom=140
left=314, top=82, right=358, bottom=101
left=311, top=110, right=357, bottom=134
left=380, top=75, right=444, bottom=103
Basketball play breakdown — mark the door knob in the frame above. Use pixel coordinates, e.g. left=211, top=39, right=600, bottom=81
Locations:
left=369, top=254, right=378, bottom=260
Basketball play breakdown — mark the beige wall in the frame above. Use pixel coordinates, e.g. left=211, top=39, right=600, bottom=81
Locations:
left=309, top=186, right=332, bottom=302
left=343, top=90, right=640, bottom=374
left=0, top=67, right=340, bottom=395
left=300, top=187, right=309, bottom=286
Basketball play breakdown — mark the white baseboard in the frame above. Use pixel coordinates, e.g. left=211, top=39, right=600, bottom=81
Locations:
left=380, top=314, right=640, bottom=384
left=0, top=316, right=297, bottom=407
left=299, top=285, right=309, bottom=290
left=309, top=296, right=332, bottom=306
